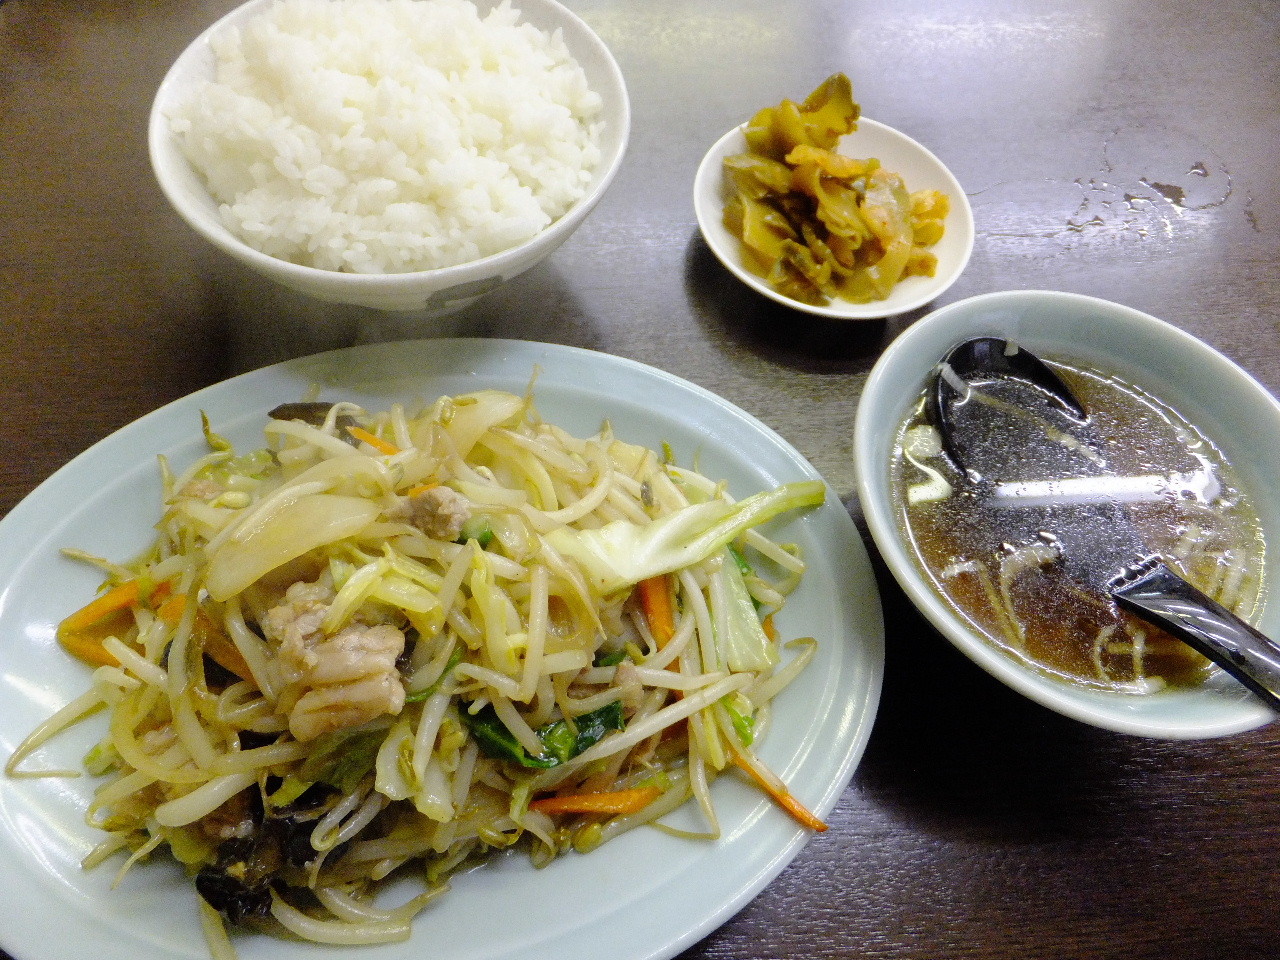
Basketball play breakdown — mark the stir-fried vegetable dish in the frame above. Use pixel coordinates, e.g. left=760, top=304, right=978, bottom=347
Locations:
left=8, top=387, right=826, bottom=958
left=723, top=73, right=950, bottom=306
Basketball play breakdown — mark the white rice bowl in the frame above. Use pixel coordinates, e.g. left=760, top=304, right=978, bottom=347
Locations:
left=166, top=0, right=604, bottom=274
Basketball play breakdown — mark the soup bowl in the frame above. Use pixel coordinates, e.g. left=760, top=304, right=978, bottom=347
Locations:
left=854, top=289, right=1280, bottom=738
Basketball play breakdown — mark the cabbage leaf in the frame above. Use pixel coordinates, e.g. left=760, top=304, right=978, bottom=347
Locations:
left=544, top=480, right=825, bottom=593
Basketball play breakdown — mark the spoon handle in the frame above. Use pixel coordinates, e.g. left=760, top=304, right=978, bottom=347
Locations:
left=1112, top=561, right=1280, bottom=712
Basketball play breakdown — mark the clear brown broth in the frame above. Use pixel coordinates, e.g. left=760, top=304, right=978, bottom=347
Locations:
left=891, top=359, right=1267, bottom=692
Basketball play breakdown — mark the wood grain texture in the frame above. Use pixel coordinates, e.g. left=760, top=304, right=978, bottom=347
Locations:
left=1, top=0, right=1278, bottom=957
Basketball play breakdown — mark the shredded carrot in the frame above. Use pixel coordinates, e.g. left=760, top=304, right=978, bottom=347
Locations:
left=57, top=627, right=125, bottom=668
left=156, top=593, right=253, bottom=682
left=346, top=425, right=401, bottom=456
left=636, top=574, right=675, bottom=648
left=59, top=580, right=140, bottom=634
left=403, top=482, right=439, bottom=498
left=762, top=612, right=779, bottom=642
left=528, top=785, right=662, bottom=817
left=730, top=745, right=828, bottom=832
left=202, top=629, right=255, bottom=684
left=154, top=592, right=186, bottom=627
left=57, top=580, right=142, bottom=667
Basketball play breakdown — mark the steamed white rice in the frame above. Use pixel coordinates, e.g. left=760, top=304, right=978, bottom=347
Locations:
left=169, top=0, right=603, bottom=273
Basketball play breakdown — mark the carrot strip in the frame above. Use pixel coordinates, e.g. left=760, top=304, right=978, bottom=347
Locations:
left=201, top=629, right=254, bottom=684
left=403, top=482, right=439, bottom=498
left=762, top=612, right=779, bottom=642
left=57, top=581, right=143, bottom=667
left=58, top=580, right=140, bottom=634
left=636, top=574, right=675, bottom=648
left=528, top=785, right=662, bottom=816
left=730, top=745, right=828, bottom=832
left=58, top=579, right=250, bottom=682
left=154, top=592, right=186, bottom=626
left=58, top=628, right=125, bottom=668
left=156, top=593, right=253, bottom=682
left=346, top=425, right=401, bottom=456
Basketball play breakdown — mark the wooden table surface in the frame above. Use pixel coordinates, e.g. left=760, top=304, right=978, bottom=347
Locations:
left=3, top=0, right=1279, bottom=957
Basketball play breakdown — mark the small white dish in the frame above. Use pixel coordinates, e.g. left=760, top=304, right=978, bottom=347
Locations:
left=693, top=118, right=974, bottom=320
left=854, top=289, right=1280, bottom=738
left=148, top=0, right=630, bottom=314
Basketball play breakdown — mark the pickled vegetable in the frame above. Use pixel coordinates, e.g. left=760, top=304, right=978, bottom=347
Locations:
left=722, top=73, right=949, bottom=307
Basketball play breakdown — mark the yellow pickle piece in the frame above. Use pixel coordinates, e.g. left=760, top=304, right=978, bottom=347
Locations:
left=721, top=72, right=949, bottom=307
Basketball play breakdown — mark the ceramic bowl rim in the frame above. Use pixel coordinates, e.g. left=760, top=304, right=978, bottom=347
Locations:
left=853, top=288, right=1280, bottom=738
left=147, top=0, right=631, bottom=311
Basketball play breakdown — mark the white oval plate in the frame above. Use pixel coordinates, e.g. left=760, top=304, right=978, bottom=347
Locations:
left=0, top=339, right=884, bottom=960
left=693, top=118, right=975, bottom=320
